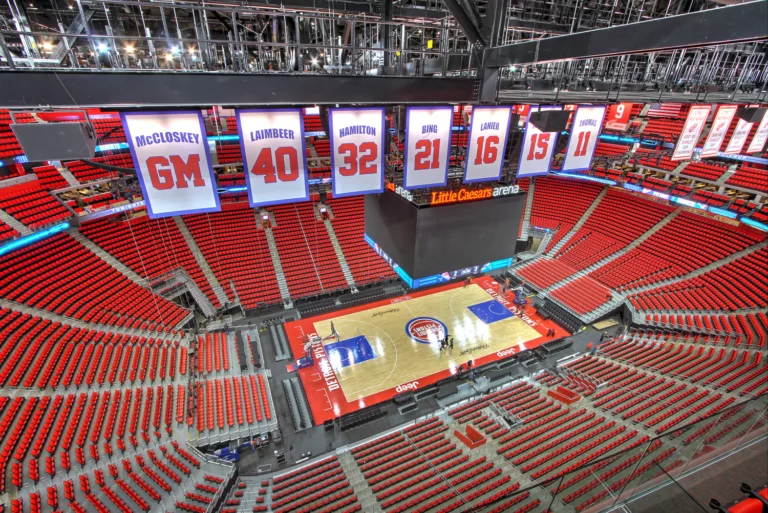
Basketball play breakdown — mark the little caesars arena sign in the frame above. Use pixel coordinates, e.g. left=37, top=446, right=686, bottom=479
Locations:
left=390, top=183, right=520, bottom=205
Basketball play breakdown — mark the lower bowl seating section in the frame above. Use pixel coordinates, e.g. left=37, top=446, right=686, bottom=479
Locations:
left=529, top=177, right=604, bottom=253
left=32, top=165, right=71, bottom=190
left=518, top=258, right=578, bottom=289
left=590, top=211, right=763, bottom=291
left=0, top=181, right=72, bottom=229
left=726, top=166, right=768, bottom=194
left=0, top=232, right=187, bottom=331
left=192, top=374, right=274, bottom=438
left=328, top=196, right=396, bottom=285
left=633, top=152, right=679, bottom=172
left=271, top=203, right=347, bottom=297
left=629, top=246, right=768, bottom=312
left=641, top=118, right=685, bottom=143
left=214, top=143, right=243, bottom=164
left=553, top=189, right=673, bottom=270
left=549, top=277, right=614, bottom=315
left=270, top=456, right=359, bottom=513
left=184, top=207, right=282, bottom=309
left=593, top=142, right=630, bottom=158
left=80, top=215, right=220, bottom=307
left=63, top=154, right=135, bottom=183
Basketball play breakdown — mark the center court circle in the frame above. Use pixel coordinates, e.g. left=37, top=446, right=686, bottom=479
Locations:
left=405, top=317, right=448, bottom=344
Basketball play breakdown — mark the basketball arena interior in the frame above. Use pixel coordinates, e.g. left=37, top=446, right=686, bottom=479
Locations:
left=0, top=0, right=767, bottom=512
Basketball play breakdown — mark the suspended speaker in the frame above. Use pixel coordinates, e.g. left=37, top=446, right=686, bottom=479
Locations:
left=11, top=122, right=97, bottom=162
left=528, top=110, right=570, bottom=132
left=736, top=107, right=766, bottom=123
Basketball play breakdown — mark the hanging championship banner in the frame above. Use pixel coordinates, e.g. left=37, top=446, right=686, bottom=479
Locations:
left=236, top=109, right=309, bottom=207
left=517, top=106, right=561, bottom=178
left=329, top=107, right=386, bottom=198
left=464, top=106, right=513, bottom=183
left=671, top=105, right=711, bottom=161
left=724, top=118, right=754, bottom=154
left=604, top=103, right=633, bottom=131
left=121, top=111, right=220, bottom=218
left=403, top=106, right=453, bottom=189
left=701, top=105, right=738, bottom=158
left=746, top=109, right=768, bottom=154
left=562, top=105, right=607, bottom=172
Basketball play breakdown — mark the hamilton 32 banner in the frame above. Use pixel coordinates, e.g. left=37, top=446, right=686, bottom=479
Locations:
left=561, top=105, right=607, bottom=172
left=121, top=111, right=220, bottom=218
left=464, top=105, right=513, bottom=183
left=701, top=105, right=738, bottom=158
left=724, top=117, right=754, bottom=154
left=236, top=109, right=309, bottom=207
left=403, top=106, right=453, bottom=189
left=746, top=109, right=768, bottom=154
left=671, top=104, right=711, bottom=161
left=329, top=107, right=386, bottom=198
left=517, top=106, right=561, bottom=178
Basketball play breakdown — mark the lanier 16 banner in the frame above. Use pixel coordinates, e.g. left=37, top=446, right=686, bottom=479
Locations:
left=561, top=105, right=606, bottom=172
left=329, top=107, right=386, bottom=198
left=403, top=106, right=453, bottom=189
left=517, top=106, right=561, bottom=178
left=121, top=111, right=220, bottom=218
left=701, top=105, right=738, bottom=158
left=746, top=109, right=768, bottom=154
left=464, top=106, right=513, bottom=183
left=671, top=104, right=711, bottom=161
left=236, top=109, right=309, bottom=207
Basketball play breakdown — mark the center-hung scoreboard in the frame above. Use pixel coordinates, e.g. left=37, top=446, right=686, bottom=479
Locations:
left=119, top=102, right=768, bottom=219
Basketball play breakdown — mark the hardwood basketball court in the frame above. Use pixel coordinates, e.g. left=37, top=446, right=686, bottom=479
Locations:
left=285, top=275, right=569, bottom=424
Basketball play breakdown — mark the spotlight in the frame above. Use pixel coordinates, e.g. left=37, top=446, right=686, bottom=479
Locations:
left=311, top=57, right=318, bottom=65
left=125, top=45, right=134, bottom=54
left=188, top=46, right=196, bottom=55
left=171, top=46, right=180, bottom=55
left=165, top=53, right=174, bottom=61
left=41, top=41, right=52, bottom=51
left=97, top=43, right=108, bottom=52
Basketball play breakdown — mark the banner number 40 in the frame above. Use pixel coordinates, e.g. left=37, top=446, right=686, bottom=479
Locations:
left=250, top=147, right=299, bottom=183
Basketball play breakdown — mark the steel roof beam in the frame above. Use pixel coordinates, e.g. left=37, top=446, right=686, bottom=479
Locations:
left=484, top=1, right=768, bottom=66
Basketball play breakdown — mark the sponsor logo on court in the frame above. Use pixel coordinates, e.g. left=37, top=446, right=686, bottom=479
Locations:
left=405, top=317, right=447, bottom=344
left=496, top=348, right=517, bottom=358
left=391, top=296, right=413, bottom=304
left=396, top=381, right=420, bottom=392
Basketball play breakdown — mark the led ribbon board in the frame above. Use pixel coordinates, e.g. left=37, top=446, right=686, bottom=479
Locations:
left=561, top=105, right=607, bottom=172
left=671, top=104, right=711, bottom=161
left=701, top=105, right=738, bottom=158
left=403, top=106, right=453, bottom=189
left=329, top=107, right=386, bottom=198
left=121, top=111, right=220, bottom=218
left=236, top=109, right=310, bottom=207
left=464, top=106, right=513, bottom=183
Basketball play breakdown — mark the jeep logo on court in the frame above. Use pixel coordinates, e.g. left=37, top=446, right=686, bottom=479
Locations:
left=405, top=317, right=447, bottom=344
left=396, top=381, right=420, bottom=393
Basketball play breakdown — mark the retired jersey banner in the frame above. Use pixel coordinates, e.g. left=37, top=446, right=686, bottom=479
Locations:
left=236, top=109, right=309, bottom=207
left=121, top=111, right=220, bottom=218
left=403, top=106, right=453, bottom=189
left=724, top=118, right=754, bottom=154
left=329, top=107, right=386, bottom=198
left=517, top=107, right=561, bottom=178
left=464, top=106, right=513, bottom=183
left=604, top=103, right=633, bottom=131
left=562, top=105, right=606, bottom=172
left=671, top=105, right=711, bottom=161
left=746, top=109, right=768, bottom=154
left=701, top=105, right=738, bottom=158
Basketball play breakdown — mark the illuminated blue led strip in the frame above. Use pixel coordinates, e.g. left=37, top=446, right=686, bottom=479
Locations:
left=708, top=207, right=739, bottom=219
left=740, top=217, right=768, bottom=232
left=599, top=134, right=661, bottom=146
left=0, top=222, right=70, bottom=257
left=554, top=172, right=617, bottom=186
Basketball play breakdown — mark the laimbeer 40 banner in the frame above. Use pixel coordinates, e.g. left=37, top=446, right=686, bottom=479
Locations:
left=236, top=109, right=310, bottom=207
left=464, top=106, right=513, bottom=183
left=329, top=107, right=386, bottom=198
left=402, top=106, right=453, bottom=189
left=121, top=111, right=220, bottom=218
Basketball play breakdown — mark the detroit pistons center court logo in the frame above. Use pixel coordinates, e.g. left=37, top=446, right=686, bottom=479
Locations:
left=405, top=317, right=447, bottom=344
